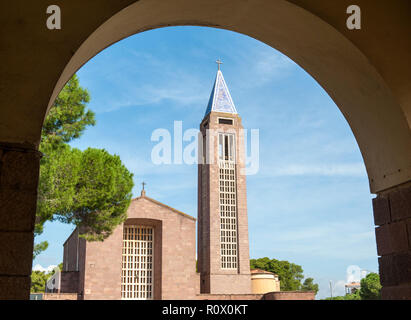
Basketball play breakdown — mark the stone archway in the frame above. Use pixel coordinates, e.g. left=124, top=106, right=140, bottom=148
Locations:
left=0, top=0, right=410, bottom=299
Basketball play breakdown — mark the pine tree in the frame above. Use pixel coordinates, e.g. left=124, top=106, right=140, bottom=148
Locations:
left=34, top=75, right=134, bottom=258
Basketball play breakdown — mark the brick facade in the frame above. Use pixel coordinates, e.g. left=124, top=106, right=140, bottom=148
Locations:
left=60, top=272, right=79, bottom=294
left=196, top=291, right=315, bottom=300
left=198, top=111, right=251, bottom=294
left=262, top=291, right=316, bottom=300
left=0, top=143, right=40, bottom=300
left=42, top=293, right=78, bottom=300
left=55, top=72, right=322, bottom=301
left=197, top=293, right=264, bottom=300
left=373, top=182, right=411, bottom=299
left=61, top=193, right=199, bottom=300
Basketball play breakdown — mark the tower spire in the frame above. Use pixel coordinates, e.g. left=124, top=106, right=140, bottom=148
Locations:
left=204, top=61, right=237, bottom=116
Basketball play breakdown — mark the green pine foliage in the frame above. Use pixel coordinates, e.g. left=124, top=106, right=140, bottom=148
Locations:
left=34, top=75, right=134, bottom=258
left=41, top=74, right=95, bottom=150
left=37, top=145, right=134, bottom=241
left=30, top=270, right=50, bottom=293
left=359, top=273, right=382, bottom=300
left=301, top=277, right=319, bottom=294
left=33, top=241, right=49, bottom=260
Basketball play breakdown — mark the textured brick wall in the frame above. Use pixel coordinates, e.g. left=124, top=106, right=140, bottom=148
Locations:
left=127, top=197, right=198, bottom=300
left=198, top=112, right=251, bottom=294
left=197, top=291, right=315, bottom=300
left=63, top=229, right=81, bottom=272
left=197, top=293, right=264, bottom=300
left=61, top=228, right=86, bottom=297
left=374, top=182, right=411, bottom=299
left=60, top=271, right=79, bottom=293
left=42, top=293, right=78, bottom=300
left=0, top=143, right=40, bottom=299
left=76, top=195, right=198, bottom=300
left=82, top=223, right=123, bottom=300
left=263, top=291, right=316, bottom=300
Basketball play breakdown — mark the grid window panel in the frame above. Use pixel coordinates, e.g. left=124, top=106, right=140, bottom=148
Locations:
left=121, top=226, right=154, bottom=300
left=219, top=155, right=238, bottom=270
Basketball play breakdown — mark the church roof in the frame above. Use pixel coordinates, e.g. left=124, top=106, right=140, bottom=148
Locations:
left=133, top=195, right=196, bottom=221
left=204, top=69, right=238, bottom=116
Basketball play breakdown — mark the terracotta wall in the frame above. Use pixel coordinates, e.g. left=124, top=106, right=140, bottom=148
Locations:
left=263, top=291, right=316, bottom=300
left=74, top=196, right=198, bottom=300
left=42, top=293, right=78, bottom=300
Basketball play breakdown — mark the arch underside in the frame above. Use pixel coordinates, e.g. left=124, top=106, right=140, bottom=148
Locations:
left=2, top=0, right=411, bottom=193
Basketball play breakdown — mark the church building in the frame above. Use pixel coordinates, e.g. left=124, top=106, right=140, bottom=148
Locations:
left=59, top=189, right=199, bottom=300
left=52, top=64, right=282, bottom=300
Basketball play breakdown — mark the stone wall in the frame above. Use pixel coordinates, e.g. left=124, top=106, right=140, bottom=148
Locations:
left=198, top=112, right=251, bottom=294
left=60, top=271, right=80, bottom=294
left=197, top=291, right=315, bottom=300
left=126, top=196, right=198, bottom=300
left=42, top=293, right=78, bottom=300
left=197, top=294, right=264, bottom=300
left=71, top=195, right=198, bottom=300
left=0, top=143, right=40, bottom=300
left=374, top=183, right=411, bottom=299
left=263, top=291, right=316, bottom=300
left=63, top=229, right=82, bottom=272
left=61, top=228, right=86, bottom=297
left=82, top=223, right=123, bottom=300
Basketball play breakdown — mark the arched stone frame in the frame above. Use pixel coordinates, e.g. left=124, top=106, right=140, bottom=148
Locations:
left=44, top=0, right=410, bottom=194
left=0, top=0, right=410, bottom=299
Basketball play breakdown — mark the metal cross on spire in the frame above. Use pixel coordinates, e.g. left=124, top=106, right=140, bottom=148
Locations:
left=142, top=181, right=146, bottom=190
left=216, top=59, right=223, bottom=71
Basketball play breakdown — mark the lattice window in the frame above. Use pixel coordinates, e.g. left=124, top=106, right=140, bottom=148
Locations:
left=121, top=226, right=154, bottom=300
left=218, top=132, right=238, bottom=270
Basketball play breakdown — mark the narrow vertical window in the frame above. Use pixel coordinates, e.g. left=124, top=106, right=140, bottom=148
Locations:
left=224, top=135, right=229, bottom=160
left=229, top=134, right=234, bottom=161
left=218, top=133, right=238, bottom=269
left=218, top=134, right=223, bottom=160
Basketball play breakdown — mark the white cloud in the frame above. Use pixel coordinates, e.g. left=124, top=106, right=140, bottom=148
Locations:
left=32, top=264, right=57, bottom=273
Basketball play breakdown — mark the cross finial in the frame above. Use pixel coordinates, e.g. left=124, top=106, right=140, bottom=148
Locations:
left=141, top=181, right=146, bottom=197
left=142, top=181, right=146, bottom=190
left=216, top=59, right=223, bottom=71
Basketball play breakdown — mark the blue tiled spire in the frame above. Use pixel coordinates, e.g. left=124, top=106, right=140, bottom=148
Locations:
left=204, top=70, right=238, bottom=117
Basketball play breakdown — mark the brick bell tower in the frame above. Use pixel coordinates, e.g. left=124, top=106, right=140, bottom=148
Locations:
left=197, top=61, right=251, bottom=294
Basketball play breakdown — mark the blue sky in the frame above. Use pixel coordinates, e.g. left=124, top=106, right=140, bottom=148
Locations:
left=34, top=26, right=377, bottom=299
